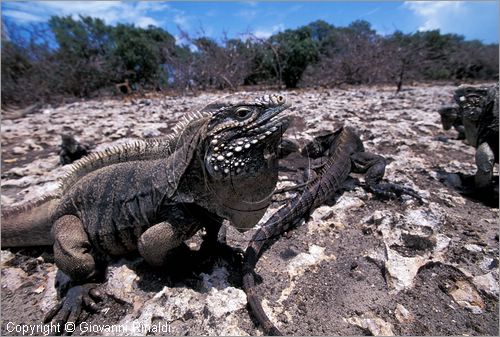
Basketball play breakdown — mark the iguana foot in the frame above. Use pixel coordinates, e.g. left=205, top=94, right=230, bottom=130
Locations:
left=369, top=182, right=423, bottom=204
left=44, top=283, right=103, bottom=335
left=200, top=240, right=244, bottom=264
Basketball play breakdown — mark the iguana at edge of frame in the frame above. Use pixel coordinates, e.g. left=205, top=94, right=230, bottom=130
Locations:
left=1, top=94, right=291, bottom=329
left=242, top=126, right=422, bottom=335
left=453, top=84, right=499, bottom=190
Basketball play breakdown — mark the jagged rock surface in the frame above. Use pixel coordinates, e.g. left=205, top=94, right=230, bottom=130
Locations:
left=1, top=85, right=498, bottom=335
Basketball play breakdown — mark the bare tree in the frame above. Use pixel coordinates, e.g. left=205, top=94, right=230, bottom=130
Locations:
left=175, top=28, right=255, bottom=91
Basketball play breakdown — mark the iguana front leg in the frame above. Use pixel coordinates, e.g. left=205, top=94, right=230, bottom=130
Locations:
left=350, top=151, right=422, bottom=202
left=45, top=215, right=104, bottom=331
left=138, top=221, right=198, bottom=266
left=474, top=142, right=495, bottom=189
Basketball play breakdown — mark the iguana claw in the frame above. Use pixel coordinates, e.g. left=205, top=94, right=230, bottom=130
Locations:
left=44, top=284, right=103, bottom=335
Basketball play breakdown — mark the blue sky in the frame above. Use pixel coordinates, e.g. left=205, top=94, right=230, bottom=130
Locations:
left=2, top=1, right=499, bottom=44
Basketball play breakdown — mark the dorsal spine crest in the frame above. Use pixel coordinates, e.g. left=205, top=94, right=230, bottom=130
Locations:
left=59, top=108, right=212, bottom=194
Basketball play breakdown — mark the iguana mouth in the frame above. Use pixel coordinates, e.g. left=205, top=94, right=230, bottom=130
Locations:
left=246, top=114, right=290, bottom=137
left=247, top=101, right=291, bottom=131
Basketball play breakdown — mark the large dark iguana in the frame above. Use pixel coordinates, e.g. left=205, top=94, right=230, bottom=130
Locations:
left=242, top=126, right=421, bottom=335
left=1, top=94, right=291, bottom=328
left=453, top=84, right=499, bottom=190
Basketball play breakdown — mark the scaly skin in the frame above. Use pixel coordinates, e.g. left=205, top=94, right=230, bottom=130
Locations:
left=243, top=126, right=421, bottom=335
left=453, top=84, right=499, bottom=189
left=1, top=94, right=291, bottom=331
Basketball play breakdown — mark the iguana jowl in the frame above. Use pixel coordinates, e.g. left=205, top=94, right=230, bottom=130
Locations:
left=243, top=126, right=421, bottom=335
left=1, top=94, right=290, bottom=326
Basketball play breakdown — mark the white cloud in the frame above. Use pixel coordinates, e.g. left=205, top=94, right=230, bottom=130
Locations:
left=2, top=1, right=167, bottom=28
left=252, top=23, right=285, bottom=39
left=38, top=1, right=123, bottom=23
left=134, top=2, right=171, bottom=12
left=2, top=10, right=45, bottom=23
left=136, top=17, right=160, bottom=29
left=404, top=1, right=465, bottom=31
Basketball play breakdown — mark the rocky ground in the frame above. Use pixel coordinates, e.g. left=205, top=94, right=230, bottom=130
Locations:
left=1, top=84, right=498, bottom=336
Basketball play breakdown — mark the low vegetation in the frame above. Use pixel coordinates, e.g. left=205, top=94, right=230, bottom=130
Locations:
left=2, top=16, right=498, bottom=105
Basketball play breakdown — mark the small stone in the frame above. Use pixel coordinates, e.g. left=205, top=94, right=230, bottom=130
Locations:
left=464, top=244, right=483, bottom=253
left=244, top=143, right=250, bottom=149
left=472, top=272, right=499, bottom=298
left=1, top=268, right=28, bottom=292
left=395, top=304, right=414, bottom=324
left=12, top=146, right=27, bottom=155
left=106, top=264, right=139, bottom=304
left=449, top=280, right=485, bottom=314
left=1, top=251, right=15, bottom=265
left=347, top=315, right=394, bottom=336
left=235, top=146, right=242, bottom=152
left=226, top=152, right=233, bottom=157
left=142, top=128, right=161, bottom=138
left=217, top=155, right=224, bottom=161
left=251, top=139, right=258, bottom=144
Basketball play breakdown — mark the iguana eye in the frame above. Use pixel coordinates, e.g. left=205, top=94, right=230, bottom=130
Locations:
left=235, top=107, right=252, bottom=119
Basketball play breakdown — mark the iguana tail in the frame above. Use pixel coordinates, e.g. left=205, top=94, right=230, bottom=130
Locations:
left=1, top=196, right=59, bottom=247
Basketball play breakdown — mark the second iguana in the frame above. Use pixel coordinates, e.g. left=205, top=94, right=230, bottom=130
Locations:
left=243, top=126, right=421, bottom=335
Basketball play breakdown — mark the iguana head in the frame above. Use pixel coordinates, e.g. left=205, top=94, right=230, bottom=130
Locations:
left=204, top=94, right=290, bottom=176
left=201, top=94, right=291, bottom=231
left=438, top=106, right=460, bottom=131
left=454, top=86, right=497, bottom=147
